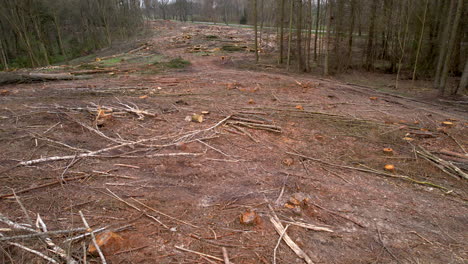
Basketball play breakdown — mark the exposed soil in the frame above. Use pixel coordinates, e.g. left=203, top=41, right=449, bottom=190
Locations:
left=1, top=20, right=467, bottom=264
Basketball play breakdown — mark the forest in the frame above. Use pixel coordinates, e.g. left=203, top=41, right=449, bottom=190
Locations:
left=1, top=0, right=467, bottom=96
left=0, top=1, right=467, bottom=263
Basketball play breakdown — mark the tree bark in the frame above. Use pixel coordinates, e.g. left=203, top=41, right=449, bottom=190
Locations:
left=346, top=0, right=356, bottom=69
left=254, top=0, right=259, bottom=63
left=296, top=0, right=305, bottom=71
left=286, top=0, right=294, bottom=70
left=365, top=0, right=377, bottom=70
left=412, top=0, right=428, bottom=85
left=0, top=72, right=90, bottom=85
left=434, top=0, right=456, bottom=88
left=313, top=0, right=320, bottom=61
left=438, top=0, right=464, bottom=95
left=279, top=0, right=285, bottom=63
left=457, top=59, right=468, bottom=95
left=0, top=39, right=8, bottom=70
left=324, top=0, right=331, bottom=75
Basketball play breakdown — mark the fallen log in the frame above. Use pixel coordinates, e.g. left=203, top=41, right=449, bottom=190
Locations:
left=0, top=72, right=91, bottom=85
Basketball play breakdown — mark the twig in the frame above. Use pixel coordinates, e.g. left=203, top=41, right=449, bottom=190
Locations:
left=43, top=122, right=61, bottom=134
left=78, top=211, right=107, bottom=264
left=0, top=175, right=89, bottom=199
left=280, top=220, right=333, bottom=232
left=63, top=226, right=108, bottom=243
left=275, top=174, right=288, bottom=206
left=60, top=154, right=79, bottom=184
left=10, top=188, right=33, bottom=226
left=231, top=124, right=259, bottom=142
left=286, top=151, right=449, bottom=191
left=92, top=170, right=138, bottom=179
left=130, top=198, right=199, bottom=228
left=446, top=133, right=467, bottom=154
left=437, top=149, right=468, bottom=160
left=67, top=114, right=129, bottom=144
left=0, top=213, right=36, bottom=232
left=106, top=188, right=170, bottom=229
left=189, top=234, right=240, bottom=248
left=0, top=228, right=87, bottom=241
left=273, top=224, right=290, bottom=264
left=376, top=225, right=400, bottom=263
left=175, top=245, right=224, bottom=262
left=114, top=163, right=141, bottom=169
left=197, top=139, right=233, bottom=158
left=222, top=247, right=230, bottom=264
left=6, top=241, right=59, bottom=263
left=409, top=231, right=433, bottom=245
left=415, top=146, right=468, bottom=180
left=309, top=202, right=365, bottom=228
left=321, top=167, right=350, bottom=183
left=268, top=205, right=314, bottom=264
left=115, top=245, right=149, bottom=255
left=34, top=134, right=91, bottom=153
left=36, top=214, right=78, bottom=264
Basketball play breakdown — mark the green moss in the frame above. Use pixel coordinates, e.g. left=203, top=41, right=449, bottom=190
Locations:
left=165, top=57, right=191, bottom=68
left=98, top=57, right=122, bottom=66
left=221, top=45, right=244, bottom=52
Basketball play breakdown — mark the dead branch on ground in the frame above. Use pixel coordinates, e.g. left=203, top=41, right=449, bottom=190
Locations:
left=0, top=72, right=91, bottom=85
left=415, top=146, right=468, bottom=180
left=286, top=151, right=449, bottom=191
left=268, top=205, right=314, bottom=264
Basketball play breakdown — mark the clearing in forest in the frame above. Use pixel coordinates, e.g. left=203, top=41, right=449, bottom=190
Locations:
left=0, top=21, right=467, bottom=264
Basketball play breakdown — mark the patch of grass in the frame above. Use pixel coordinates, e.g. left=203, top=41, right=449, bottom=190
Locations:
left=165, top=57, right=191, bottom=68
left=222, top=45, right=244, bottom=52
left=127, top=54, right=162, bottom=64
left=98, top=57, right=122, bottom=67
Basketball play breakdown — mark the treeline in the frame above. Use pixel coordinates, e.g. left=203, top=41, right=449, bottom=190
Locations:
left=144, top=0, right=467, bottom=95
left=0, top=0, right=143, bottom=69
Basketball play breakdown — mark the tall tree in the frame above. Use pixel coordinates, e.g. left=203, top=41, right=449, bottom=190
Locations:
left=324, top=0, right=331, bottom=75
left=365, top=0, right=377, bottom=70
left=412, top=0, right=429, bottom=85
left=437, top=0, right=464, bottom=95
left=254, top=0, right=259, bottom=62
left=346, top=0, right=356, bottom=69
left=313, top=0, right=320, bottom=61
left=278, top=0, right=285, bottom=63
left=434, top=0, right=456, bottom=89
left=296, top=0, right=306, bottom=71
left=457, top=59, right=468, bottom=95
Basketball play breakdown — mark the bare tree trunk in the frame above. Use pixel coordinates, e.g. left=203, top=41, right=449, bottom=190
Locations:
left=365, top=0, right=377, bottom=70
left=434, top=0, right=456, bottom=88
left=286, top=0, right=294, bottom=70
left=296, top=0, right=305, bottom=71
left=313, top=0, right=320, bottom=61
left=254, top=0, right=259, bottom=63
left=412, top=0, right=428, bottom=85
left=438, top=0, right=464, bottom=96
left=324, top=0, right=331, bottom=75
left=53, top=14, right=67, bottom=58
left=0, top=39, right=8, bottom=70
left=305, top=0, right=313, bottom=71
left=395, top=0, right=411, bottom=89
left=279, top=0, right=285, bottom=63
left=259, top=0, right=264, bottom=46
left=457, top=59, right=468, bottom=95
left=346, top=0, right=356, bottom=69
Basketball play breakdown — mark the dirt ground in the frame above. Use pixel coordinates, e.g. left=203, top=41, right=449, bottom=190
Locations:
left=1, top=20, right=467, bottom=264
